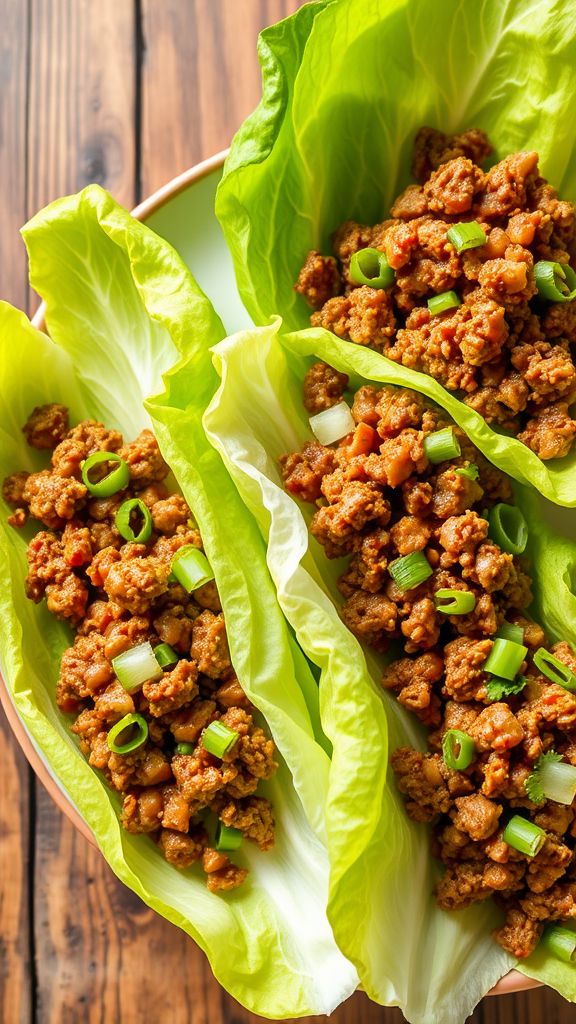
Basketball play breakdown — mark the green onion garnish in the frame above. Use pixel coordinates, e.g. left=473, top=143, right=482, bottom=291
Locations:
left=442, top=729, right=475, bottom=770
left=502, top=815, right=546, bottom=857
left=215, top=821, right=243, bottom=852
left=488, top=503, right=528, bottom=555
left=81, top=450, right=130, bottom=497
left=107, top=713, right=148, bottom=755
left=496, top=621, right=524, bottom=644
left=533, top=648, right=576, bottom=693
left=112, top=641, right=164, bottom=693
left=534, top=260, right=576, bottom=303
left=434, top=589, right=476, bottom=615
left=485, top=675, right=528, bottom=702
left=201, top=720, right=239, bottom=759
left=174, top=742, right=195, bottom=755
left=455, top=464, right=479, bottom=481
left=154, top=643, right=178, bottom=669
left=115, top=497, right=153, bottom=544
left=389, top=551, right=433, bottom=591
left=349, top=247, right=395, bottom=289
left=427, top=290, right=461, bottom=316
left=483, top=638, right=527, bottom=681
left=540, top=925, right=576, bottom=963
left=525, top=751, right=576, bottom=806
left=423, top=427, right=461, bottom=464
left=171, top=545, right=215, bottom=593
left=446, top=222, right=487, bottom=253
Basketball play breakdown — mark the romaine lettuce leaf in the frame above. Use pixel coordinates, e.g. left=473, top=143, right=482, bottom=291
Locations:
left=204, top=317, right=576, bottom=1022
left=216, top=0, right=576, bottom=505
left=0, top=186, right=359, bottom=1017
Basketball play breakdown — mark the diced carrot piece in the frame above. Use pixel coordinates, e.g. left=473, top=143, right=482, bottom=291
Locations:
left=344, top=422, right=377, bottom=460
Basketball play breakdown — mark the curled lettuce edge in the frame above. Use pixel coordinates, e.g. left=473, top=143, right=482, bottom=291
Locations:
left=216, top=0, right=576, bottom=507
left=0, top=185, right=360, bottom=1018
left=203, top=316, right=576, bottom=1021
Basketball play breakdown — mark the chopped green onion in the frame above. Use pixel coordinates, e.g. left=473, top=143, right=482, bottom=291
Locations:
left=171, top=545, right=215, bottom=593
left=389, top=551, right=433, bottom=591
left=455, top=464, right=479, bottom=481
left=349, top=247, right=395, bottom=289
left=174, top=742, right=195, bottom=755
left=540, top=925, right=576, bottom=963
left=485, top=675, right=528, bottom=702
left=115, top=497, right=153, bottom=544
left=488, top=503, right=528, bottom=555
left=534, top=260, right=576, bottom=303
left=81, top=451, right=130, bottom=497
left=107, top=713, right=148, bottom=755
left=434, top=588, right=476, bottom=615
left=502, top=815, right=546, bottom=857
left=112, top=641, right=163, bottom=693
left=533, top=648, right=576, bottom=693
left=526, top=751, right=576, bottom=806
left=442, top=729, right=475, bottom=770
left=309, top=401, right=356, bottom=446
left=496, top=621, right=524, bottom=644
left=483, top=638, right=527, bottom=681
left=154, top=643, right=178, bottom=669
left=423, top=427, right=461, bottom=464
left=215, top=821, right=243, bottom=852
left=201, top=720, right=239, bottom=759
left=446, top=222, right=487, bottom=253
left=427, top=290, right=461, bottom=315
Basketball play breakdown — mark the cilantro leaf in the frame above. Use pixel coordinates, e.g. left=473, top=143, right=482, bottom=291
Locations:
left=525, top=750, right=564, bottom=805
left=485, top=675, right=528, bottom=702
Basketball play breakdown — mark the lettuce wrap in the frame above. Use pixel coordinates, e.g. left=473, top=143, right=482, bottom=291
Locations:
left=0, top=186, right=360, bottom=1017
left=215, top=0, right=576, bottom=506
left=204, top=317, right=576, bottom=1023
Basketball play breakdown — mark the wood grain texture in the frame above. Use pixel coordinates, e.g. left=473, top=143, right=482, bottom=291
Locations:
left=1, top=0, right=574, bottom=1021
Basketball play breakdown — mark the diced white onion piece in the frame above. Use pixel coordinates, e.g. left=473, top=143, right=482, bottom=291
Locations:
left=112, top=641, right=164, bottom=693
left=540, top=759, right=576, bottom=805
left=309, top=401, right=355, bottom=446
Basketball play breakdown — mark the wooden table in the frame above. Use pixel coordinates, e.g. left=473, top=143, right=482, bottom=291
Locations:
left=0, top=2, right=573, bottom=1022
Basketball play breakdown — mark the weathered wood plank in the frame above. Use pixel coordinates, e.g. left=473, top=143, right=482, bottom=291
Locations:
left=0, top=0, right=30, bottom=308
left=140, top=0, right=307, bottom=194
left=0, top=705, right=32, bottom=1024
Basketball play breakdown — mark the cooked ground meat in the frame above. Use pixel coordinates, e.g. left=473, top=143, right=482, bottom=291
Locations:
left=6, top=408, right=277, bottom=893
left=281, top=368, right=576, bottom=958
left=296, top=126, right=576, bottom=459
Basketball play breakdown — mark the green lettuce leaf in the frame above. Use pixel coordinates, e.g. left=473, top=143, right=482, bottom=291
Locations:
left=204, top=318, right=576, bottom=1021
left=0, top=186, right=359, bottom=1017
left=216, top=0, right=576, bottom=505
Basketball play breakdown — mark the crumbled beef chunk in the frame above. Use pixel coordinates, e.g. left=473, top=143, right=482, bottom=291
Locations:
left=280, top=441, right=337, bottom=503
left=23, top=403, right=69, bottom=449
left=340, top=590, right=397, bottom=650
left=451, top=793, right=502, bottom=841
left=143, top=659, right=199, bottom=717
left=104, top=551, right=171, bottom=614
left=150, top=494, right=191, bottom=533
left=518, top=403, right=576, bottom=460
left=494, top=909, right=543, bottom=958
left=218, top=796, right=275, bottom=851
left=412, top=126, right=491, bottom=182
left=295, top=252, right=342, bottom=309
left=119, top=429, right=170, bottom=486
left=423, top=157, right=484, bottom=215
left=159, top=828, right=206, bottom=868
left=202, top=848, right=248, bottom=892
left=435, top=862, right=493, bottom=911
left=52, top=420, right=122, bottom=477
left=390, top=748, right=451, bottom=822
left=302, top=361, right=349, bottom=413
left=443, top=637, right=492, bottom=702
left=190, top=611, right=232, bottom=679
left=311, top=286, right=396, bottom=351
left=121, top=789, right=165, bottom=833
left=22, top=470, right=87, bottom=529
left=469, top=704, right=525, bottom=753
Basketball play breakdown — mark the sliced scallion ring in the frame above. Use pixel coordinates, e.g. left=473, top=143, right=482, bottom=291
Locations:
left=201, top=720, right=239, bottom=759
left=171, top=545, right=215, bottom=593
left=112, top=641, right=164, bottom=693
left=427, top=290, right=461, bottom=315
left=349, top=247, right=395, bottom=289
left=442, top=729, right=475, bottom=770
left=434, top=589, right=476, bottom=615
left=423, top=427, right=461, bottom=464
left=533, top=648, right=576, bottom=693
left=488, top=503, right=528, bottom=555
left=309, top=401, right=356, bottom=446
left=115, top=497, right=153, bottom=544
left=446, top=222, right=487, bottom=253
left=455, top=464, right=479, bottom=481
left=502, top=815, right=546, bottom=857
left=107, top=713, right=148, bottom=755
left=389, top=551, right=433, bottom=591
left=215, top=821, right=243, bottom=851
left=496, top=621, right=524, bottom=644
left=174, top=742, right=195, bottom=755
left=483, top=638, right=527, bottom=681
left=154, top=643, right=178, bottom=670
left=540, top=925, right=576, bottom=963
left=534, top=260, right=576, bottom=303
left=537, top=757, right=576, bottom=805
left=81, top=450, right=130, bottom=497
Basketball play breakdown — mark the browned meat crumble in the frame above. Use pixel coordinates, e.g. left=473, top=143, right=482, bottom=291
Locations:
left=295, top=126, right=576, bottom=460
left=281, top=361, right=576, bottom=958
left=6, top=405, right=278, bottom=892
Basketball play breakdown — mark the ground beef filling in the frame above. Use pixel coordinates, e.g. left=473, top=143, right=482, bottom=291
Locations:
left=7, top=405, right=278, bottom=892
left=295, top=126, right=576, bottom=460
left=281, top=362, right=576, bottom=958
